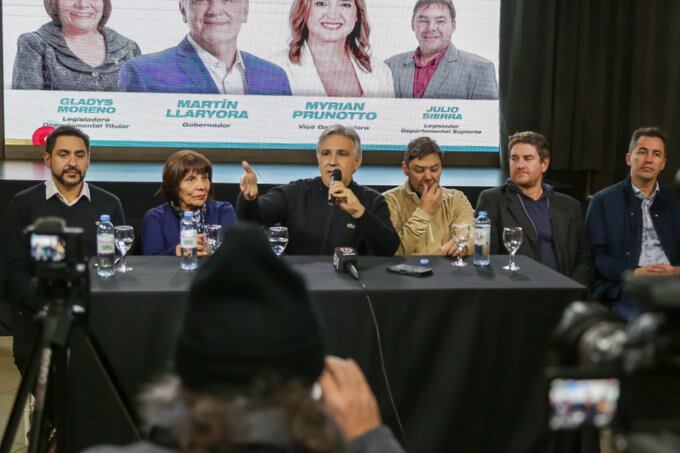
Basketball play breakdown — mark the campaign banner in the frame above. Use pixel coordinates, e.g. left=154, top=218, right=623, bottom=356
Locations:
left=3, top=0, right=500, bottom=154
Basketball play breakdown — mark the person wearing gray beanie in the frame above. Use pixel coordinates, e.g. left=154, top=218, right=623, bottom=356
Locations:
left=175, top=223, right=326, bottom=389
left=86, top=225, right=404, bottom=453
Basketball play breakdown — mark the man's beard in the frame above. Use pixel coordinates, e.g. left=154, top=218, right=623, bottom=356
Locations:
left=54, top=168, right=83, bottom=187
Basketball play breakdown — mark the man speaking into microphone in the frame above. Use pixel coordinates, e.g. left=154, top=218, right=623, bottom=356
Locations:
left=237, top=125, right=399, bottom=256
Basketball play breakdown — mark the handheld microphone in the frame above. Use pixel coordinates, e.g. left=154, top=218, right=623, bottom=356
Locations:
left=333, top=247, right=360, bottom=280
left=328, top=169, right=343, bottom=206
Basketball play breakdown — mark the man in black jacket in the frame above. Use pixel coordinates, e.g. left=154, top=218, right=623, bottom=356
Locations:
left=476, top=131, right=594, bottom=286
left=4, top=125, right=124, bottom=372
left=237, top=125, right=399, bottom=256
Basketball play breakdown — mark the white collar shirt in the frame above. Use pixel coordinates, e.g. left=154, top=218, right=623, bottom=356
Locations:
left=270, top=43, right=395, bottom=98
left=45, top=177, right=91, bottom=207
left=632, top=182, right=670, bottom=266
left=187, top=34, right=246, bottom=95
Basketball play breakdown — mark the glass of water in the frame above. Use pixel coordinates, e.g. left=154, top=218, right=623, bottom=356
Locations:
left=502, top=226, right=523, bottom=272
left=268, top=226, right=289, bottom=257
left=451, top=223, right=471, bottom=267
left=114, top=225, right=134, bottom=273
left=204, top=224, right=223, bottom=255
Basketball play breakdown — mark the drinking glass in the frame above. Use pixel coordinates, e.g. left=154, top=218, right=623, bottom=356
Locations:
left=451, top=223, right=471, bottom=267
left=204, top=224, right=223, bottom=255
left=268, top=226, right=289, bottom=257
left=114, top=225, right=134, bottom=273
left=502, top=226, right=523, bottom=272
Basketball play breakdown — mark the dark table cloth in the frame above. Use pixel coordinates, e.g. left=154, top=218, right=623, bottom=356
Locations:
left=68, top=255, right=584, bottom=452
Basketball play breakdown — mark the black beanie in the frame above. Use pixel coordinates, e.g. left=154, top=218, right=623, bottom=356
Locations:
left=174, top=224, right=326, bottom=390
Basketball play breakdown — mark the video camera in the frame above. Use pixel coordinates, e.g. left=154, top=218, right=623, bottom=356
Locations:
left=546, top=169, right=680, bottom=445
left=25, top=217, right=89, bottom=310
left=548, top=277, right=680, bottom=433
left=27, top=217, right=84, bottom=271
left=0, top=218, right=138, bottom=452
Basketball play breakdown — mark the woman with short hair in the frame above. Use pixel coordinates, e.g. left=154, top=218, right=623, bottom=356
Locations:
left=12, top=0, right=140, bottom=91
left=141, top=150, right=236, bottom=256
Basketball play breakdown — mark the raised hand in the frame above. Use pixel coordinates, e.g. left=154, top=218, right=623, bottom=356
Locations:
left=319, top=356, right=381, bottom=440
left=419, top=182, right=443, bottom=217
left=240, top=160, right=258, bottom=201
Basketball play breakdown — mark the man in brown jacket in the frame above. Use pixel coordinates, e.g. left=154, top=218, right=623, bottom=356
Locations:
left=383, top=137, right=475, bottom=255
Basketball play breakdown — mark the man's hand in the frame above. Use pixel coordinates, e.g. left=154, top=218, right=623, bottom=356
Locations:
left=240, top=161, right=258, bottom=201
left=634, top=264, right=679, bottom=276
left=441, top=240, right=466, bottom=257
left=319, top=356, right=381, bottom=440
left=419, top=182, right=443, bottom=217
left=330, top=181, right=365, bottom=219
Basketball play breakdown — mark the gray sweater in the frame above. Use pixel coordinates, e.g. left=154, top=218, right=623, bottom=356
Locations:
left=83, top=406, right=405, bottom=453
left=12, top=21, right=140, bottom=91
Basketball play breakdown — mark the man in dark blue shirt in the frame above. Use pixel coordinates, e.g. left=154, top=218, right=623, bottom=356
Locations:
left=477, top=131, right=594, bottom=286
left=586, top=127, right=680, bottom=318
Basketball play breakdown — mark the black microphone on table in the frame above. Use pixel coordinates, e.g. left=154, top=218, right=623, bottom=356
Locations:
left=328, top=169, right=343, bottom=206
left=333, top=247, right=360, bottom=281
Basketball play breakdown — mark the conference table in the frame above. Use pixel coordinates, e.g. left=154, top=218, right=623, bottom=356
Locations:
left=69, top=254, right=584, bottom=452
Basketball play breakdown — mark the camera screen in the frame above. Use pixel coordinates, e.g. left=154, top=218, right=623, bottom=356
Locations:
left=549, top=378, right=620, bottom=430
left=30, top=233, right=66, bottom=263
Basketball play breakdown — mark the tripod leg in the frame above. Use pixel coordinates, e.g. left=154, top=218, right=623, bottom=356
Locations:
left=27, top=347, right=53, bottom=453
left=0, top=336, right=42, bottom=453
left=53, top=346, right=69, bottom=452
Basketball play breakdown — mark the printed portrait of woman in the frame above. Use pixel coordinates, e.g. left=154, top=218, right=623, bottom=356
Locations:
left=272, top=0, right=394, bottom=98
left=12, top=0, right=141, bottom=91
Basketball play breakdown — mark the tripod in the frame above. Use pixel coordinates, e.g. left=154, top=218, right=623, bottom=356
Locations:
left=0, top=266, right=141, bottom=453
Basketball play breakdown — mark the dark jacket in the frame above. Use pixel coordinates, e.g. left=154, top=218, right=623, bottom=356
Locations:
left=118, top=38, right=291, bottom=95
left=141, top=200, right=236, bottom=256
left=476, top=182, right=594, bottom=286
left=236, top=177, right=399, bottom=256
left=12, top=21, right=141, bottom=91
left=586, top=177, right=680, bottom=298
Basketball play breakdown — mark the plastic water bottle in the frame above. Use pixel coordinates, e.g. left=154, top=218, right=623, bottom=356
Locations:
left=97, top=214, right=116, bottom=278
left=180, top=211, right=198, bottom=271
left=473, top=211, right=491, bottom=267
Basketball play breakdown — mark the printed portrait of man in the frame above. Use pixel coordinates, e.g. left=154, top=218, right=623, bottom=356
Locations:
left=385, top=0, right=498, bottom=100
left=118, top=0, right=291, bottom=95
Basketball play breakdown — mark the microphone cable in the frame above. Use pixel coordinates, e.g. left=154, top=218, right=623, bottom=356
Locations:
left=354, top=274, right=410, bottom=451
